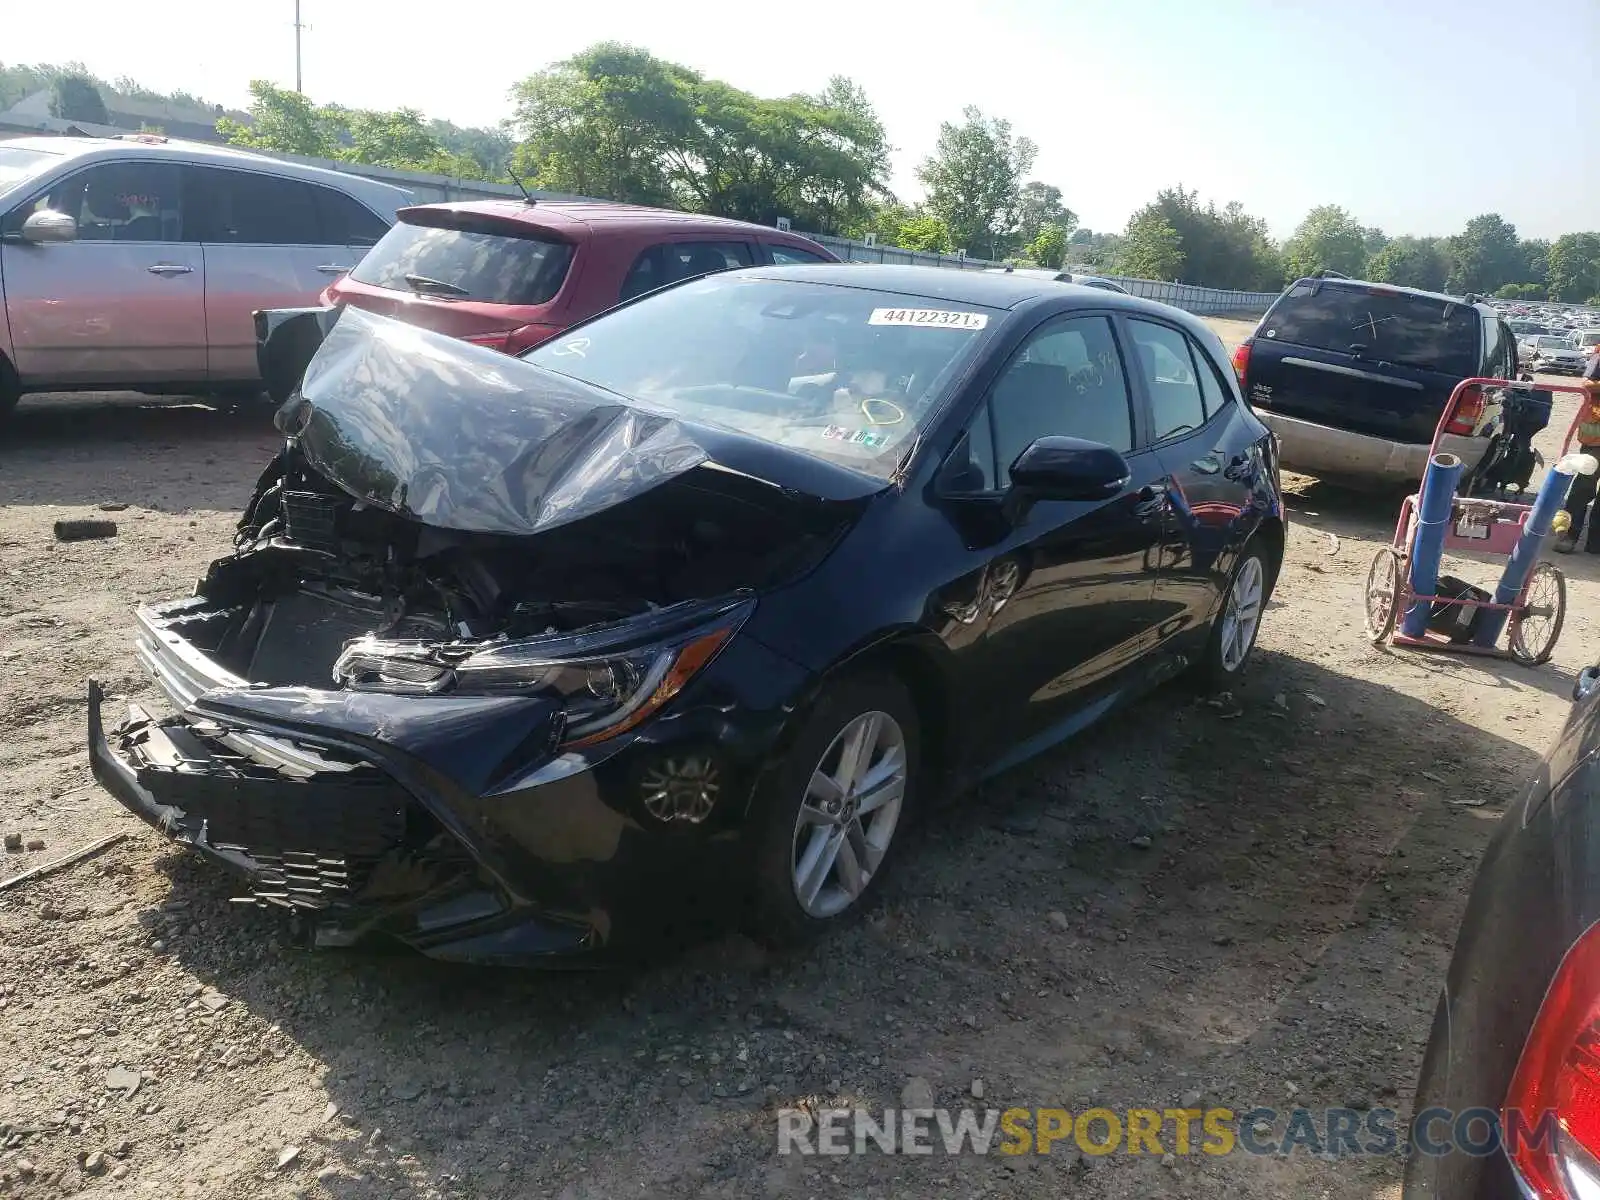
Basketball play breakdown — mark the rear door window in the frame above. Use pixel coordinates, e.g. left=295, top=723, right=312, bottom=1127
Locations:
left=767, top=243, right=830, bottom=265
left=311, top=186, right=389, bottom=247
left=620, top=241, right=755, bottom=302
left=348, top=219, right=574, bottom=304
left=1127, top=319, right=1207, bottom=441
left=1263, top=283, right=1481, bottom=377
left=188, top=168, right=323, bottom=245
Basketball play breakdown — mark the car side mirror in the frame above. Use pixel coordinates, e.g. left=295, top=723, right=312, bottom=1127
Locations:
left=1009, top=436, right=1131, bottom=502
left=19, top=210, right=77, bottom=244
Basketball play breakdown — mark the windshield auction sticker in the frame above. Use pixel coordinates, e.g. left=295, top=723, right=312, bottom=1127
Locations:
left=868, top=308, right=989, bottom=331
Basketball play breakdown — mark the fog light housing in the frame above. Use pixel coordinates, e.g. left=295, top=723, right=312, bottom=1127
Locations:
left=639, top=755, right=721, bottom=824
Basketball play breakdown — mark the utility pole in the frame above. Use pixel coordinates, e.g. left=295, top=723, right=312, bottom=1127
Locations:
left=293, top=0, right=304, bottom=94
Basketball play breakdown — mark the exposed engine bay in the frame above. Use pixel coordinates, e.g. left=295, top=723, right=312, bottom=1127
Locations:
left=180, top=445, right=846, bottom=689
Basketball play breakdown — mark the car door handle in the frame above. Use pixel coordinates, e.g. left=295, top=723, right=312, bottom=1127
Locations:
left=146, top=263, right=193, bottom=275
left=316, top=264, right=351, bottom=274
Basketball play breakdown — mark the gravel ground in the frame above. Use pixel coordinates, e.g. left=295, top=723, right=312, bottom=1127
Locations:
left=2, top=330, right=1597, bottom=1199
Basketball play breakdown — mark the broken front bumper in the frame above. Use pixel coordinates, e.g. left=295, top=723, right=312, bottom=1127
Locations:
left=92, top=600, right=807, bottom=963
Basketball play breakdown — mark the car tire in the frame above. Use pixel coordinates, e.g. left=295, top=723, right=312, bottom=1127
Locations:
left=748, top=672, right=921, bottom=947
left=0, top=358, right=20, bottom=425
left=1195, top=539, right=1274, bottom=690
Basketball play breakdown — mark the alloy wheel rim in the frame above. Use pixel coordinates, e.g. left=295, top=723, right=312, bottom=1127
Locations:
left=1220, top=556, right=1264, bottom=672
left=790, top=710, right=907, bottom=919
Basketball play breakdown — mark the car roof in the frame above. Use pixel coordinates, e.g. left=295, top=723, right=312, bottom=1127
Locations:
left=1295, top=275, right=1495, bottom=313
left=401, top=198, right=813, bottom=240
left=729, top=262, right=1217, bottom=330
left=0, top=134, right=412, bottom=215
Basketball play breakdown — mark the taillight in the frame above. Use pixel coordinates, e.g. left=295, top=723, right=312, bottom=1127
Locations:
left=1503, top=918, right=1600, bottom=1197
left=461, top=324, right=561, bottom=355
left=1231, top=339, right=1252, bottom=389
left=1446, top=386, right=1486, bottom=436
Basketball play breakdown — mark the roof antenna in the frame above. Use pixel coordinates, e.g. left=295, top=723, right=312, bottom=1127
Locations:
left=506, top=163, right=537, bottom=206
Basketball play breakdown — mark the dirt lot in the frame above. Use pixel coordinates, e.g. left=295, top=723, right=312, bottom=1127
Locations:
left=2, top=324, right=1597, bottom=1199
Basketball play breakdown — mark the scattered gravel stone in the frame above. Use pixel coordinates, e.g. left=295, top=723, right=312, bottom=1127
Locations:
left=3, top=833, right=20, bottom=852
left=970, top=1079, right=985, bottom=1100
left=900, top=1077, right=934, bottom=1111
left=1130, top=835, right=1153, bottom=849
left=1047, top=910, right=1069, bottom=930
left=276, top=1145, right=301, bottom=1170
left=82, top=1151, right=106, bottom=1174
left=24, top=839, right=45, bottom=852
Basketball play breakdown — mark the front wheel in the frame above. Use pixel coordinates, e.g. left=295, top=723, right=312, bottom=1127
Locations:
left=1195, top=542, right=1272, bottom=689
left=1509, top=561, right=1566, bottom=665
left=0, top=358, right=19, bottom=425
left=749, top=673, right=920, bottom=946
left=1364, top=546, right=1404, bottom=645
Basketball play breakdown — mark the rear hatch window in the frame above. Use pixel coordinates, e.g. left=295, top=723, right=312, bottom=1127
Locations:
left=1264, top=282, right=1480, bottom=377
left=348, top=219, right=573, bottom=305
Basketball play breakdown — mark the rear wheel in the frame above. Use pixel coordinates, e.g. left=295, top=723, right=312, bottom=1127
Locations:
left=749, top=673, right=919, bottom=946
left=1195, top=541, right=1272, bottom=689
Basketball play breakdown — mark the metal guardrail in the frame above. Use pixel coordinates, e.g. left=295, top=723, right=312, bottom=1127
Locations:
left=801, top=233, right=1277, bottom=316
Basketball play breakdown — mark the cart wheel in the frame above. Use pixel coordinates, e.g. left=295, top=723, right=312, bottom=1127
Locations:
left=1364, top=546, right=1404, bottom=645
left=1509, top=561, right=1566, bottom=666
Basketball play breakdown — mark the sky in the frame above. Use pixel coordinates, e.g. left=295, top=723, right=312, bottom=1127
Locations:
left=6, top=0, right=1597, bottom=241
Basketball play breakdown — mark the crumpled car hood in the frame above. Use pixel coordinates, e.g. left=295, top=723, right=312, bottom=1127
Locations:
left=278, top=306, right=885, bottom=537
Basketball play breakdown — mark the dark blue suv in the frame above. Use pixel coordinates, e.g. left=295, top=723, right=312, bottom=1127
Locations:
left=1233, top=276, right=1517, bottom=485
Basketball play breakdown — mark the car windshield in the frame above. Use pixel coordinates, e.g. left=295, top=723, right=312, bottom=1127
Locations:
left=521, top=273, right=998, bottom=479
left=1263, top=283, right=1481, bottom=376
left=1535, top=336, right=1570, bottom=349
left=349, top=218, right=574, bottom=305
left=0, top=146, right=58, bottom=197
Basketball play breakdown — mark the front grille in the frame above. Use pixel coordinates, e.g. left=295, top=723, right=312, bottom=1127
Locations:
left=125, top=718, right=410, bottom=908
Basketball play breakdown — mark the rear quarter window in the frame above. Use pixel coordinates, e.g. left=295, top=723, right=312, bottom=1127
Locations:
left=349, top=220, right=573, bottom=305
left=1263, top=283, right=1481, bottom=377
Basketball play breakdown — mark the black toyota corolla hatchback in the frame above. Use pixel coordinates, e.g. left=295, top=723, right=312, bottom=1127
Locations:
left=89, top=264, right=1284, bottom=964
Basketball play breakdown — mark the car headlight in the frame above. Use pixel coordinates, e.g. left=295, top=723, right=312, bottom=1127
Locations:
left=332, top=597, right=752, bottom=748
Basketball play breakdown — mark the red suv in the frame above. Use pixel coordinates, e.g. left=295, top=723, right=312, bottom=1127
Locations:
left=320, top=200, right=838, bottom=355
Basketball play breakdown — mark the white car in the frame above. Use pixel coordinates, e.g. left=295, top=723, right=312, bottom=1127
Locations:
left=1571, top=328, right=1600, bottom=354
left=1529, top=336, right=1587, bottom=375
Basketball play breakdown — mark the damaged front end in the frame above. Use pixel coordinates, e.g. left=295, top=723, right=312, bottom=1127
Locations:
left=92, top=310, right=860, bottom=962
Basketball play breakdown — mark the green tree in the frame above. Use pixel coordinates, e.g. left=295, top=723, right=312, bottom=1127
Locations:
left=48, top=72, right=108, bottom=124
left=509, top=43, right=694, bottom=206
left=1027, top=225, right=1067, bottom=269
left=1547, top=233, right=1600, bottom=304
left=1445, top=213, right=1522, bottom=294
left=1366, top=235, right=1450, bottom=291
left=1282, top=205, right=1368, bottom=280
left=1015, top=181, right=1076, bottom=251
left=1494, top=282, right=1545, bottom=300
left=217, top=80, right=340, bottom=157
left=915, top=106, right=1036, bottom=258
left=896, top=213, right=952, bottom=253
left=1520, top=238, right=1551, bottom=288
left=1119, top=210, right=1183, bottom=280
left=844, top=200, right=913, bottom=245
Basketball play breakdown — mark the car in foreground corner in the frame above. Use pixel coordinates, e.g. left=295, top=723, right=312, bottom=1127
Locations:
left=1236, top=276, right=1516, bottom=485
left=1406, top=660, right=1600, bottom=1198
left=91, top=264, right=1283, bottom=964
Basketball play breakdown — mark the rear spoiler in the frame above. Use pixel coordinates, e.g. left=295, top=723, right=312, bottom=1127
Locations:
left=395, top=205, right=578, bottom=243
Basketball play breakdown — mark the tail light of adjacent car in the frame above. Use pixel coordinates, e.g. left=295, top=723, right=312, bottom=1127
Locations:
left=462, top=324, right=562, bottom=355
left=1446, top=386, right=1486, bottom=436
left=1231, top=340, right=1252, bottom=390
left=1502, top=919, right=1600, bottom=1198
